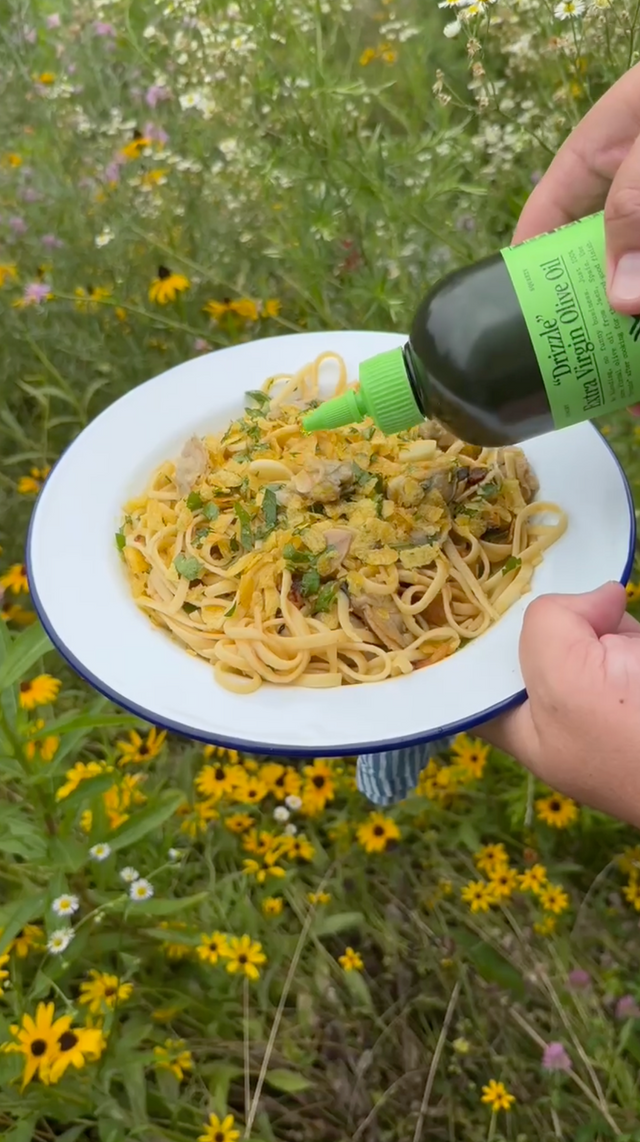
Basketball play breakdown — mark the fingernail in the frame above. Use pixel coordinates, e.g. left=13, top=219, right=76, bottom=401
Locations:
left=610, top=251, right=640, bottom=305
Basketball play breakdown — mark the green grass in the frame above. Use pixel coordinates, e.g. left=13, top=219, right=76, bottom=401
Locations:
left=1, top=0, right=640, bottom=1139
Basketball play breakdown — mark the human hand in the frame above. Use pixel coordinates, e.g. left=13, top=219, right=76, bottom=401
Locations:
left=513, top=62, right=640, bottom=315
left=482, top=582, right=640, bottom=827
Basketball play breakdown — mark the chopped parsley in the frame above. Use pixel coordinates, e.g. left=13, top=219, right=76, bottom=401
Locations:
left=115, top=531, right=126, bottom=552
left=283, top=543, right=315, bottom=568
left=186, top=492, right=203, bottom=511
left=174, top=554, right=204, bottom=580
left=262, top=486, right=278, bottom=532
left=300, top=569, right=321, bottom=597
left=313, top=582, right=337, bottom=613
left=193, top=527, right=210, bottom=547
left=225, top=600, right=237, bottom=618
left=183, top=602, right=198, bottom=614
left=478, top=482, right=499, bottom=499
left=234, top=503, right=253, bottom=549
left=245, top=389, right=271, bottom=409
left=502, top=555, right=522, bottom=576
left=203, top=501, right=219, bottom=522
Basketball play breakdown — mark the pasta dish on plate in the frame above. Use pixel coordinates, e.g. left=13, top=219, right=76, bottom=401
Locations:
left=118, top=352, right=567, bottom=693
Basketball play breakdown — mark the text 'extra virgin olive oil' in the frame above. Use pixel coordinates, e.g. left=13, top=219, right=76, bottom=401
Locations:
left=304, top=212, right=640, bottom=446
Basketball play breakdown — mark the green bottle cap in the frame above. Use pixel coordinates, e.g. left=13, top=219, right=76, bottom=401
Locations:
left=302, top=347, right=424, bottom=435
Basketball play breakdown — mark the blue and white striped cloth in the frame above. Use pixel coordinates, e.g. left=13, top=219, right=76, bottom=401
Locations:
left=356, top=739, right=453, bottom=805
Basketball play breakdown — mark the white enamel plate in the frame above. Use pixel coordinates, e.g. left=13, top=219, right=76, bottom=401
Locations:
left=28, top=331, right=635, bottom=756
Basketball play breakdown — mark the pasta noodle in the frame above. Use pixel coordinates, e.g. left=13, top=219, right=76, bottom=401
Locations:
left=118, top=352, right=567, bottom=692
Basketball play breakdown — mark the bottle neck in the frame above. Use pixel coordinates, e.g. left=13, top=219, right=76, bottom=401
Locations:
left=403, top=342, right=428, bottom=418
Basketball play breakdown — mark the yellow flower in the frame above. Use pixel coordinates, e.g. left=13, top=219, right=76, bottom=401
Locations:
left=302, top=759, right=335, bottom=815
left=518, top=864, right=548, bottom=894
left=356, top=811, right=401, bottom=854
left=203, top=299, right=231, bottom=321
left=416, top=758, right=457, bottom=804
left=242, top=858, right=286, bottom=884
left=197, top=931, right=231, bottom=965
left=45, top=1023, right=106, bottom=1084
left=307, top=891, right=331, bottom=906
left=280, top=833, right=315, bottom=862
left=116, top=727, right=167, bottom=764
left=37, top=72, right=56, bottom=85
left=56, top=760, right=108, bottom=801
left=618, top=846, right=640, bottom=875
left=0, top=262, right=17, bottom=285
left=339, top=946, right=364, bottom=972
left=228, top=298, right=259, bottom=321
left=623, top=878, right=640, bottom=911
left=380, top=46, right=398, bottom=63
left=626, top=582, right=640, bottom=605
left=6, top=1002, right=64, bottom=1088
left=262, top=298, right=281, bottom=318
left=1, top=603, right=35, bottom=626
left=74, top=285, right=111, bottom=312
left=10, top=924, right=44, bottom=958
left=0, top=953, right=10, bottom=996
left=536, top=793, right=578, bottom=829
left=259, top=762, right=301, bottom=800
left=154, top=1039, right=193, bottom=1081
left=17, top=467, right=49, bottom=495
left=243, top=829, right=284, bottom=858
left=231, top=773, right=268, bottom=806
left=178, top=799, right=219, bottom=837
left=195, top=763, right=236, bottom=801
left=474, top=843, right=509, bottom=876
left=262, top=896, right=284, bottom=917
left=19, top=674, right=61, bottom=711
left=198, top=1113, right=240, bottom=1142
left=450, top=735, right=489, bottom=779
left=24, top=731, right=59, bottom=763
left=225, top=812, right=254, bottom=834
left=488, top=866, right=518, bottom=901
left=359, top=47, right=377, bottom=65
left=534, top=914, right=557, bottom=936
left=481, top=1079, right=515, bottom=1112
left=539, top=883, right=570, bottom=915
left=203, top=744, right=241, bottom=763
left=148, top=267, right=190, bottom=305
left=119, top=136, right=151, bottom=160
left=1, top=563, right=29, bottom=594
left=225, top=935, right=266, bottom=981
left=461, top=880, right=496, bottom=913
left=78, top=971, right=133, bottom=1015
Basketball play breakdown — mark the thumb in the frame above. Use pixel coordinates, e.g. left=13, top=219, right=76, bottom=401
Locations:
left=541, top=580, right=628, bottom=636
left=606, top=132, right=640, bottom=313
left=520, top=581, right=627, bottom=692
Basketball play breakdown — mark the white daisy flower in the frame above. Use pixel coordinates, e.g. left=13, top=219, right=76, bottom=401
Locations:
left=89, top=842, right=111, bottom=861
left=554, top=0, right=585, bottom=16
left=443, top=19, right=462, bottom=36
left=273, top=806, right=290, bottom=823
left=52, top=894, right=79, bottom=917
left=284, top=823, right=298, bottom=837
left=48, top=929, right=74, bottom=955
left=119, top=867, right=139, bottom=883
left=95, top=227, right=114, bottom=248
left=167, top=848, right=181, bottom=861
left=129, top=878, right=154, bottom=902
left=284, top=795, right=302, bottom=812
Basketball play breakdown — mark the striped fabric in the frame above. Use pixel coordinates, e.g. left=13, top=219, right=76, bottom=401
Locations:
left=356, top=738, right=453, bottom=805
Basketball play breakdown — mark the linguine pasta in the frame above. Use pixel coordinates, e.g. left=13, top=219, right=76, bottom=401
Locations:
left=118, top=352, right=567, bottom=693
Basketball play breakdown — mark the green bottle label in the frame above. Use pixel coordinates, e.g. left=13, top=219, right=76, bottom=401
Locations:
left=501, top=212, right=640, bottom=428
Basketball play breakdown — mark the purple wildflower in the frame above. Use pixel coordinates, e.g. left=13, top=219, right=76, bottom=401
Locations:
left=193, top=338, right=210, bottom=353
left=21, top=188, right=41, bottom=203
left=94, top=21, right=116, bottom=36
left=615, top=995, right=640, bottom=1020
left=22, top=282, right=51, bottom=305
left=542, top=1042, right=572, bottom=1072
left=46, top=13, right=61, bottom=28
left=145, top=84, right=170, bottom=108
left=41, top=234, right=63, bottom=249
left=143, top=122, right=168, bottom=145
left=9, top=216, right=27, bottom=235
left=104, top=161, right=121, bottom=184
left=567, top=968, right=591, bottom=990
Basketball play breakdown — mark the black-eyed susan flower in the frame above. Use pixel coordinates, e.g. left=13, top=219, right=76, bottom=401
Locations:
left=225, top=935, right=266, bottom=981
left=228, top=297, right=259, bottom=320
left=474, top=843, right=509, bottom=876
left=488, top=866, right=518, bottom=901
left=242, top=858, right=286, bottom=884
left=195, top=762, right=236, bottom=800
left=518, top=864, right=548, bottom=894
left=74, top=285, right=111, bottom=312
left=17, top=466, right=50, bottom=495
left=262, top=896, right=284, bottom=917
left=280, top=833, right=315, bottom=862
left=148, top=266, right=190, bottom=305
left=1, top=563, right=29, bottom=595
left=539, top=883, right=570, bottom=915
left=262, top=298, right=281, bottom=318
left=24, top=720, right=60, bottom=763
left=450, top=734, right=489, bottom=780
left=19, top=674, right=61, bottom=711
left=0, top=953, right=10, bottom=996
left=480, top=1079, right=515, bottom=1112
left=356, top=811, right=400, bottom=854
left=5, top=1002, right=64, bottom=1088
left=232, top=773, right=268, bottom=806
left=623, top=878, right=640, bottom=911
left=535, top=793, right=578, bottom=829
left=307, top=890, right=331, bottom=906
left=46, top=1022, right=106, bottom=1084
left=259, top=762, right=301, bottom=800
left=10, top=924, right=44, bottom=958
left=0, top=262, right=17, bottom=285
left=224, top=812, right=254, bottom=834
left=119, top=135, right=151, bottom=161
left=198, top=1113, right=240, bottom=1142
left=534, top=915, right=557, bottom=936
left=461, top=880, right=496, bottom=913
left=626, top=581, right=640, bottom=605
left=339, top=946, right=364, bottom=972
left=55, top=760, right=108, bottom=801
left=79, top=970, right=133, bottom=1015
left=154, top=1039, right=193, bottom=1082
left=203, top=744, right=240, bottom=764
left=197, top=930, right=231, bottom=966
left=37, top=72, right=56, bottom=85
left=301, top=759, right=335, bottom=815
left=1, top=603, right=36, bottom=626
left=178, top=799, right=219, bottom=837
left=117, top=727, right=167, bottom=764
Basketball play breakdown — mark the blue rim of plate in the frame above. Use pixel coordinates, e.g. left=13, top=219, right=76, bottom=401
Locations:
left=26, top=424, right=636, bottom=759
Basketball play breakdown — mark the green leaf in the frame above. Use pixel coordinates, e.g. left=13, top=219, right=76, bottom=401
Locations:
left=245, top=389, right=271, bottom=408
left=203, top=501, right=220, bottom=522
left=456, top=821, right=481, bottom=852
left=314, top=911, right=363, bottom=937
left=122, top=1061, right=147, bottom=1123
left=47, top=836, right=88, bottom=874
left=108, top=791, right=186, bottom=852
left=0, top=622, right=53, bottom=690
left=115, top=531, right=126, bottom=552
left=205, top=1062, right=244, bottom=1116
left=313, top=582, right=337, bottom=613
left=265, top=1069, right=313, bottom=1094
left=186, top=492, right=203, bottom=511
left=262, top=487, right=278, bottom=532
left=1, top=1117, right=39, bottom=1142
left=502, top=555, right=522, bottom=576
left=234, top=503, right=253, bottom=549
left=463, top=937, right=525, bottom=1000
left=300, top=569, right=321, bottom=597
left=343, top=969, right=373, bottom=1010
left=120, top=892, right=208, bottom=917
left=174, top=554, right=204, bottom=580
left=43, top=711, right=140, bottom=736
left=0, top=893, right=46, bottom=955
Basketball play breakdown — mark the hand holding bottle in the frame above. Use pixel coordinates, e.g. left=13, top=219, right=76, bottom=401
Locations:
left=484, top=584, right=640, bottom=827
left=514, top=61, right=640, bottom=314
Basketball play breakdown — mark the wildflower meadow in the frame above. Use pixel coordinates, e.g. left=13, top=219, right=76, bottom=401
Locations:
left=2, top=0, right=640, bottom=1139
